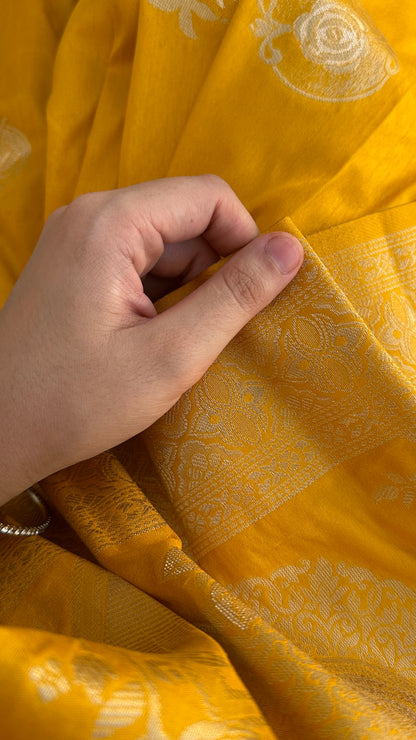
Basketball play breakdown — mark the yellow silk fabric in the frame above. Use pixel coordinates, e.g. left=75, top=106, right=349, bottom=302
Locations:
left=1, top=0, right=416, bottom=737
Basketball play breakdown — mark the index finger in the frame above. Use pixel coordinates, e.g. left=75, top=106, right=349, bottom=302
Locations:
left=119, top=174, right=260, bottom=259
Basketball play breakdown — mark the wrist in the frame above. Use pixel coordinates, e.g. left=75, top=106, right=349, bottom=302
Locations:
left=0, top=319, right=50, bottom=504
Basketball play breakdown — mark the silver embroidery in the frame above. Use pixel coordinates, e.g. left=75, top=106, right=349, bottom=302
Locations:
left=250, top=0, right=399, bottom=102
left=0, top=118, right=31, bottom=185
left=146, top=0, right=231, bottom=39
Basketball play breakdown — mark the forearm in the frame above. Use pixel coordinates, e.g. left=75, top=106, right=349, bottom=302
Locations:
left=0, top=307, right=51, bottom=505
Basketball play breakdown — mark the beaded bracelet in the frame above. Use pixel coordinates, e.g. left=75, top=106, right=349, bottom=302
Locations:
left=0, top=485, right=51, bottom=536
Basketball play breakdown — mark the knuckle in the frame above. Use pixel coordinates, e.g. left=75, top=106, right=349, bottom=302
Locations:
left=202, top=173, right=230, bottom=193
left=64, top=194, right=108, bottom=264
left=43, top=205, right=68, bottom=236
left=206, top=173, right=224, bottom=185
left=222, top=264, right=261, bottom=313
left=48, top=204, right=67, bottom=221
left=68, top=191, right=102, bottom=214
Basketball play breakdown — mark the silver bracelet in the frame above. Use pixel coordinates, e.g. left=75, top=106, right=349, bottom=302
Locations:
left=0, top=486, right=51, bottom=536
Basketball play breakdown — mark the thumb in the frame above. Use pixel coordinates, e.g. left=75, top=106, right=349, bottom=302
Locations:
left=157, top=231, right=303, bottom=388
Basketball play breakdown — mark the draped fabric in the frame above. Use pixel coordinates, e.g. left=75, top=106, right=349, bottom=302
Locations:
left=1, top=0, right=416, bottom=737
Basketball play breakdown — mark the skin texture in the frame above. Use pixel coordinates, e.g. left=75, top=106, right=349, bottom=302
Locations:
left=0, top=175, right=303, bottom=505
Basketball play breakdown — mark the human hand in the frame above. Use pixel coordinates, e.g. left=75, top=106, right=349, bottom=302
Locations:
left=0, top=175, right=303, bottom=503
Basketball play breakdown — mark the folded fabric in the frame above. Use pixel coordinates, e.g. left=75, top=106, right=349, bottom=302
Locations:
left=1, top=0, right=416, bottom=737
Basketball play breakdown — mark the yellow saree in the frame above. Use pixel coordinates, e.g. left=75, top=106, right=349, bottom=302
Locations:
left=1, top=0, right=416, bottom=737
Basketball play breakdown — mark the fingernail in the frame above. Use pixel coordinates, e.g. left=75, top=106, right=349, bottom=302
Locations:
left=265, top=233, right=303, bottom=274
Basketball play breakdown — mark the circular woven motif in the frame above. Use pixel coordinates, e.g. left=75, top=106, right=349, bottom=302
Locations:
left=251, top=0, right=399, bottom=102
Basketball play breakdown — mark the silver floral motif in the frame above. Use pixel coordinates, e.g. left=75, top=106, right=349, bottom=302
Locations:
left=230, top=558, right=416, bottom=680
left=146, top=0, right=234, bottom=39
left=375, top=472, right=416, bottom=507
left=293, top=0, right=367, bottom=75
left=251, top=0, right=399, bottom=102
left=0, top=117, right=31, bottom=186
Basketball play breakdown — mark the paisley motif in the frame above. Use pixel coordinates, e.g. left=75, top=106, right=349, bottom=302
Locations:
left=250, top=0, right=399, bottom=102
